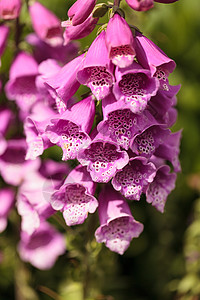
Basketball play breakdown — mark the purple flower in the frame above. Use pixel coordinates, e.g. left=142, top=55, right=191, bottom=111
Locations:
left=5, top=52, right=39, bottom=114
left=130, top=125, right=171, bottom=158
left=154, top=130, right=182, bottom=172
left=146, top=165, right=176, bottom=212
left=0, top=0, right=21, bottom=20
left=113, top=61, right=159, bottom=113
left=78, top=132, right=129, bottom=183
left=154, top=66, right=181, bottom=98
left=97, top=93, right=158, bottom=150
left=77, top=31, right=114, bottom=100
left=26, top=33, right=79, bottom=65
left=24, top=102, right=57, bottom=160
left=68, top=0, right=97, bottom=26
left=105, top=14, right=135, bottom=68
left=45, top=54, right=85, bottom=106
left=147, top=90, right=177, bottom=126
left=112, top=156, right=156, bottom=200
left=135, top=32, right=176, bottom=76
left=17, top=175, right=53, bottom=235
left=18, top=222, right=66, bottom=270
left=0, top=25, right=9, bottom=63
left=51, top=165, right=98, bottom=226
left=29, top=1, right=63, bottom=46
left=62, top=14, right=99, bottom=44
left=0, top=139, right=40, bottom=186
left=95, top=185, right=143, bottom=254
left=45, top=96, right=95, bottom=161
left=125, top=0, right=154, bottom=11
left=0, top=188, right=15, bottom=233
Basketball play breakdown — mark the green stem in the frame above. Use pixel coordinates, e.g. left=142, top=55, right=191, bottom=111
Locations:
left=114, top=0, right=121, bottom=7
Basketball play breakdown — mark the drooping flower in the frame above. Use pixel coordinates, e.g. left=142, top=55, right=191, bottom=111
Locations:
left=45, top=54, right=85, bottom=106
left=17, top=159, right=68, bottom=235
left=112, top=156, right=156, bottom=200
left=29, top=1, right=63, bottom=46
left=0, top=188, right=15, bottom=233
left=147, top=90, right=177, bottom=126
left=45, top=96, right=95, bottom=161
left=135, top=31, right=176, bottom=76
left=0, top=0, right=21, bottom=20
left=68, top=0, right=97, bottom=26
left=51, top=165, right=98, bottom=226
left=130, top=125, right=171, bottom=158
left=95, top=184, right=144, bottom=254
left=62, top=14, right=99, bottom=44
left=154, top=130, right=182, bottom=172
left=26, top=33, right=79, bottom=65
left=5, top=51, right=39, bottom=114
left=125, top=0, right=154, bottom=11
left=105, top=13, right=136, bottom=68
left=97, top=93, right=158, bottom=150
left=24, top=102, right=57, bottom=160
left=113, top=61, right=159, bottom=113
left=77, top=31, right=114, bottom=100
left=18, top=222, right=66, bottom=270
left=0, top=139, right=40, bottom=186
left=146, top=165, right=177, bottom=213
left=78, top=132, right=129, bottom=183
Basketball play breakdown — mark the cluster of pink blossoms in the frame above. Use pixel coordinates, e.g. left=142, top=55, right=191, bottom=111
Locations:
left=0, top=0, right=180, bottom=268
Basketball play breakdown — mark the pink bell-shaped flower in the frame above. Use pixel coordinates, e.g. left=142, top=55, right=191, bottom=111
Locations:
left=0, top=0, right=21, bottom=20
left=95, top=184, right=143, bottom=254
left=105, top=13, right=136, bottom=68
left=29, top=1, right=63, bottom=46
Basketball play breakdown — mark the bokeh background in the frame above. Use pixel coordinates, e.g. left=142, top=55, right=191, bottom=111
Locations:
left=1, top=0, right=200, bottom=299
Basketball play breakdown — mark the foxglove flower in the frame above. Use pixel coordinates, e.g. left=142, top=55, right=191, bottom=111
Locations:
left=0, top=139, right=40, bottom=186
left=78, top=132, right=129, bottom=183
left=45, top=54, right=85, bottom=106
left=130, top=125, right=171, bottom=157
left=5, top=52, right=39, bottom=114
left=0, top=25, right=9, bottom=64
left=146, top=165, right=176, bottom=213
left=135, top=31, right=176, bottom=75
left=18, top=222, right=66, bottom=270
left=26, top=33, right=79, bottom=65
left=68, top=0, right=97, bottom=26
left=154, top=130, right=182, bottom=172
left=0, top=188, right=15, bottom=233
left=29, top=1, right=63, bottom=46
left=51, top=165, right=98, bottom=226
left=154, top=66, right=180, bottom=98
left=62, top=14, right=99, bottom=44
left=0, top=0, right=21, bottom=20
left=95, top=185, right=144, bottom=254
left=147, top=91, right=177, bottom=126
left=98, top=93, right=158, bottom=150
left=24, top=102, right=57, bottom=160
left=125, top=0, right=154, bottom=11
left=77, top=31, right=114, bottom=100
left=112, top=156, right=156, bottom=200
left=45, top=96, right=95, bottom=161
left=113, top=61, right=159, bottom=113
left=17, top=159, right=68, bottom=235
left=105, top=13, right=135, bottom=68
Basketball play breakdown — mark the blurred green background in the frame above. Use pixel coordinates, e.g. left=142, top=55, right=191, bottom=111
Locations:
left=1, top=0, right=200, bottom=299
